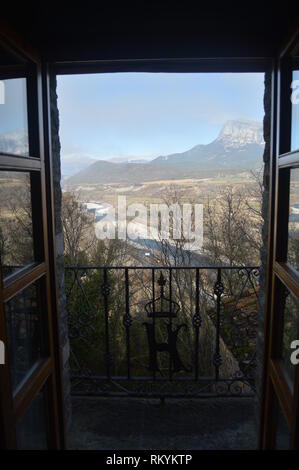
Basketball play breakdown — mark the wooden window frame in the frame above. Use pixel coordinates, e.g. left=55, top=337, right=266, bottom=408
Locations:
left=0, top=31, right=65, bottom=449
left=261, top=28, right=299, bottom=449
left=1, top=27, right=283, bottom=450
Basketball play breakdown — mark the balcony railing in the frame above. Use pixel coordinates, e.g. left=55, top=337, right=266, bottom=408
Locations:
left=65, top=265, right=260, bottom=398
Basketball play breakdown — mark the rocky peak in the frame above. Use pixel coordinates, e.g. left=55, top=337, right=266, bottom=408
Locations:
left=216, top=120, right=264, bottom=148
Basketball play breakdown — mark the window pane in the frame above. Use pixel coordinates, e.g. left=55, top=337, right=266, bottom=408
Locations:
left=281, top=287, right=299, bottom=390
left=0, top=171, right=34, bottom=278
left=287, top=167, right=299, bottom=270
left=291, top=70, right=299, bottom=151
left=0, top=78, right=29, bottom=155
left=275, top=398, right=290, bottom=449
left=16, top=386, right=48, bottom=449
left=5, top=281, right=44, bottom=391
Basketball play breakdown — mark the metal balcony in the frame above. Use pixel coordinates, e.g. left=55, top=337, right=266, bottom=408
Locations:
left=65, top=265, right=260, bottom=399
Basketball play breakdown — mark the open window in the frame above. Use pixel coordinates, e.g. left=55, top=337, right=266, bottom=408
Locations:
left=262, top=33, right=299, bottom=449
left=0, top=34, right=64, bottom=449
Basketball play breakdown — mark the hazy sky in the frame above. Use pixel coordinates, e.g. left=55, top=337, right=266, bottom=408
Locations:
left=57, top=72, right=265, bottom=160
left=0, top=78, right=28, bottom=135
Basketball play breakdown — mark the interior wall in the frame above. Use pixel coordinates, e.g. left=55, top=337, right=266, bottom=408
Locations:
left=255, top=70, right=272, bottom=441
left=49, top=72, right=72, bottom=435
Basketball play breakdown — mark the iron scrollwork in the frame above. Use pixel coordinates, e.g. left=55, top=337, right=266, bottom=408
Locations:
left=65, top=265, right=260, bottom=398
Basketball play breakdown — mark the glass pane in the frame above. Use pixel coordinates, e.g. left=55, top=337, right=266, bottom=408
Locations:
left=16, top=386, right=48, bottom=449
left=287, top=167, right=299, bottom=270
left=0, top=78, right=29, bottom=155
left=281, top=287, right=299, bottom=390
left=291, top=70, right=299, bottom=151
left=5, top=281, right=44, bottom=391
left=0, top=171, right=34, bottom=278
left=275, top=398, right=291, bottom=449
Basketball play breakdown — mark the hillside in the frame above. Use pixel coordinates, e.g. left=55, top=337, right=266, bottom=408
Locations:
left=61, top=154, right=96, bottom=176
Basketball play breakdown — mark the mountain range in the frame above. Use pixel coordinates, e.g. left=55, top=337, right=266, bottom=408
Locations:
left=0, top=120, right=264, bottom=185
left=64, top=120, right=264, bottom=186
left=60, top=153, right=97, bottom=177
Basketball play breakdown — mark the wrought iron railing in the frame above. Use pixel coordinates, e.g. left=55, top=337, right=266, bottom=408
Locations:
left=65, top=265, right=260, bottom=398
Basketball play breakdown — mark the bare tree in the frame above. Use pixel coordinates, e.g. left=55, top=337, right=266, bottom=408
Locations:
left=62, top=191, right=96, bottom=264
left=288, top=222, right=299, bottom=269
left=204, top=170, right=263, bottom=269
left=0, top=173, right=33, bottom=271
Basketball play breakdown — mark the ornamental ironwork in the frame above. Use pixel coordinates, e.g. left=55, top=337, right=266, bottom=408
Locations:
left=65, top=265, right=260, bottom=399
left=145, top=272, right=180, bottom=318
